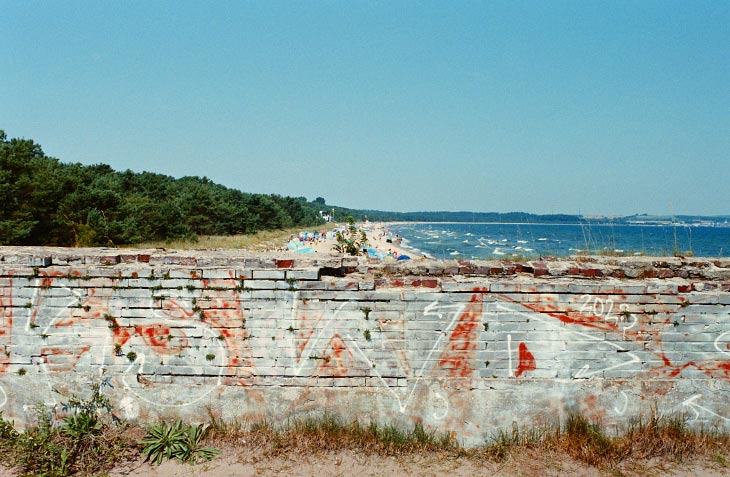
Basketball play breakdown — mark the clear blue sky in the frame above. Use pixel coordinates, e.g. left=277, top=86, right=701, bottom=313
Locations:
left=3, top=1, right=728, bottom=216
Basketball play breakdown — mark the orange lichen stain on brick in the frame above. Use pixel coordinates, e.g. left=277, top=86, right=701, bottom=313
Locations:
left=514, top=342, right=536, bottom=377
left=438, top=294, right=483, bottom=378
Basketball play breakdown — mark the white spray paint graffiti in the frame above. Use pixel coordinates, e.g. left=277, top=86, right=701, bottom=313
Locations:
left=494, top=300, right=641, bottom=379
left=578, top=295, right=637, bottom=338
left=682, top=394, right=730, bottom=423
left=9, top=279, right=231, bottom=412
left=2, top=273, right=730, bottom=434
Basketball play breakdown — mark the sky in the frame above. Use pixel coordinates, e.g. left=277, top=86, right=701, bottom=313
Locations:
left=2, top=1, right=729, bottom=216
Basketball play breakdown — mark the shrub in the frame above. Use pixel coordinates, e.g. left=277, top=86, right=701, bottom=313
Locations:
left=0, top=378, right=136, bottom=476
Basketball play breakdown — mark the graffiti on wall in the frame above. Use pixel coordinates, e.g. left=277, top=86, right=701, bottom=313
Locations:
left=1, top=272, right=729, bottom=430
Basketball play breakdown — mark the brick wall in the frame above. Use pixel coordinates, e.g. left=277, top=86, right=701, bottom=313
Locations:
left=1, top=247, right=729, bottom=446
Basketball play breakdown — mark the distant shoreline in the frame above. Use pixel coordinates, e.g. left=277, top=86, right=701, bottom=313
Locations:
left=380, top=221, right=730, bottom=227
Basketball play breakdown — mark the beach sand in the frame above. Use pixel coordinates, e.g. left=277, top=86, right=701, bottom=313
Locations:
left=293, top=222, right=418, bottom=260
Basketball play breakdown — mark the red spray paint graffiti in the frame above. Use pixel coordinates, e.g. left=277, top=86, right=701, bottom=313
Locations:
left=0, top=277, right=12, bottom=373
left=515, top=342, right=536, bottom=378
left=316, top=334, right=354, bottom=377
left=437, top=294, right=484, bottom=378
left=160, top=277, right=255, bottom=385
left=500, top=292, right=730, bottom=383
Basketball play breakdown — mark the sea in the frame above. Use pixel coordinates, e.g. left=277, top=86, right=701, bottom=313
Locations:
left=386, top=223, right=730, bottom=260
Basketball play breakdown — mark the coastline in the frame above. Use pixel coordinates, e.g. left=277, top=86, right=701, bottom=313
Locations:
left=378, top=222, right=729, bottom=260
left=361, top=221, right=425, bottom=259
left=291, top=222, right=420, bottom=259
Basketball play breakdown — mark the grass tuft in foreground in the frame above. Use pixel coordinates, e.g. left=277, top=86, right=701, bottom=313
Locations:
left=479, top=410, right=730, bottom=469
left=3, top=403, right=730, bottom=475
left=206, top=412, right=456, bottom=457
left=206, top=409, right=730, bottom=471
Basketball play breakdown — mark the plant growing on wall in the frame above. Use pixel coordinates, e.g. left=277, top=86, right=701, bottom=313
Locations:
left=332, top=216, right=368, bottom=256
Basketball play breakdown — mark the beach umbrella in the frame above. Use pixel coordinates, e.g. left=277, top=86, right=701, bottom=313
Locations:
left=397, top=255, right=411, bottom=261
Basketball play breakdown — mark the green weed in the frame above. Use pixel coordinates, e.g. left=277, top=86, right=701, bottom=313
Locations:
left=140, top=420, right=220, bottom=465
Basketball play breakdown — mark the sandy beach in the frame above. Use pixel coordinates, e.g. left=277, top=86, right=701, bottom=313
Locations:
left=290, top=222, right=419, bottom=260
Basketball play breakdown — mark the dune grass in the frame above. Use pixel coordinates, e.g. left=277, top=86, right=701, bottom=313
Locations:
left=3, top=404, right=730, bottom=475
left=127, top=223, right=337, bottom=251
left=206, top=412, right=456, bottom=457
left=204, top=409, right=730, bottom=472
left=478, top=411, right=730, bottom=470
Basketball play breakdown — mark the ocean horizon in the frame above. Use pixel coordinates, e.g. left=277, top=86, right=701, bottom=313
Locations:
left=386, top=222, right=730, bottom=260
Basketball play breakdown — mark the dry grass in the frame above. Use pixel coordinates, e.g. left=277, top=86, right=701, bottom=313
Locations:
left=127, top=223, right=337, bottom=251
left=203, top=411, right=730, bottom=473
left=0, top=420, right=142, bottom=477
left=206, top=413, right=455, bottom=457
left=5, top=409, right=726, bottom=475
left=479, top=411, right=730, bottom=471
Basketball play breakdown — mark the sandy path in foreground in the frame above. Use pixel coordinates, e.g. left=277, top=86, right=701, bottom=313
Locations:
left=90, top=449, right=730, bottom=477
